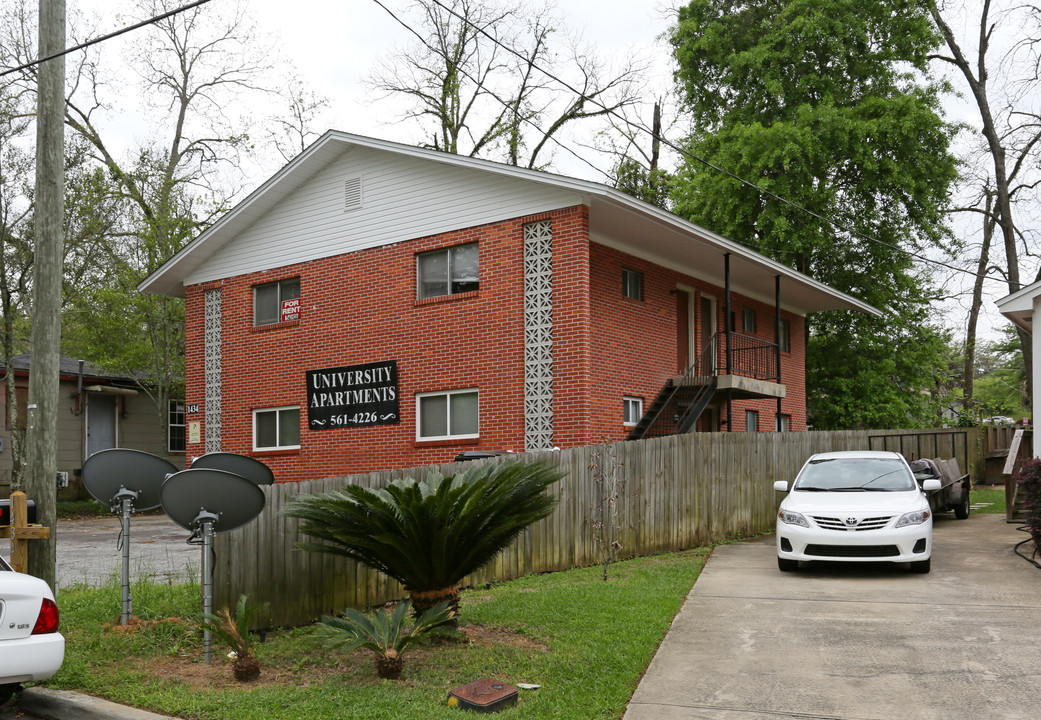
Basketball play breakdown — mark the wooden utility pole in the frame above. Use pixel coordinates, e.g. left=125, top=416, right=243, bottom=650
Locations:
left=24, top=0, right=65, bottom=589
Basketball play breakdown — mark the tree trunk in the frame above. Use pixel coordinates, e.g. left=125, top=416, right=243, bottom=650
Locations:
left=964, top=193, right=996, bottom=413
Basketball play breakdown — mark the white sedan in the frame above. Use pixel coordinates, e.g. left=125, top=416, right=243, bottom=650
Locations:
left=774, top=451, right=942, bottom=574
left=0, top=556, right=65, bottom=705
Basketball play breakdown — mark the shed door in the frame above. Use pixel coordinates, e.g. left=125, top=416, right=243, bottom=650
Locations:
left=87, top=394, right=117, bottom=457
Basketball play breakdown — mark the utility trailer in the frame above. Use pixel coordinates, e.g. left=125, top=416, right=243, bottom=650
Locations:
left=908, top=457, right=971, bottom=519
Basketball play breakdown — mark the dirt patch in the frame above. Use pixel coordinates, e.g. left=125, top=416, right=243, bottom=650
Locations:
left=136, top=623, right=545, bottom=690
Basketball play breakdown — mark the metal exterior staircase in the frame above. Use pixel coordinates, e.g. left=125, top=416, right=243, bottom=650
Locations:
left=627, top=342, right=719, bottom=441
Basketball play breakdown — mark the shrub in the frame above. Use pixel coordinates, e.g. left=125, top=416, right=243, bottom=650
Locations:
left=1015, top=457, right=1041, bottom=546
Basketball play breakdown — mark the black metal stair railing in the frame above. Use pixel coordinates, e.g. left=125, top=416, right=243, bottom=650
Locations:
left=627, top=337, right=720, bottom=440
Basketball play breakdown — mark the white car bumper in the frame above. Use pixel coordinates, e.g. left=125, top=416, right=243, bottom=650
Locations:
left=776, top=519, right=932, bottom=564
left=0, top=632, right=65, bottom=684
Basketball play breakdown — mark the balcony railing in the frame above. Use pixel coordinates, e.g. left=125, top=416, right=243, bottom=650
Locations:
left=724, top=332, right=779, bottom=383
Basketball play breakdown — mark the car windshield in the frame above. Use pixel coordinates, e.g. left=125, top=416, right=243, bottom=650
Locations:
left=794, top=457, right=917, bottom=492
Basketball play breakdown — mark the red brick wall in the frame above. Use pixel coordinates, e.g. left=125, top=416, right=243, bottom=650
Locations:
left=183, top=206, right=807, bottom=482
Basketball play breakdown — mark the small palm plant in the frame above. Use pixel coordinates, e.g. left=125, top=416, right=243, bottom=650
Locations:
left=283, top=460, right=562, bottom=618
left=319, top=600, right=452, bottom=679
left=195, top=594, right=266, bottom=682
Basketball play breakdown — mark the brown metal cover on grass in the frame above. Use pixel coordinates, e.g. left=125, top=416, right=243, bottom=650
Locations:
left=447, top=678, right=519, bottom=713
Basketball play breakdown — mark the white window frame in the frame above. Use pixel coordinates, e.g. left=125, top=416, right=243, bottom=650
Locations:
left=745, top=409, right=759, bottom=432
left=168, top=400, right=186, bottom=453
left=416, top=243, right=479, bottom=299
left=622, top=268, right=643, bottom=300
left=623, top=396, right=643, bottom=426
left=254, top=277, right=301, bottom=326
left=416, top=388, right=479, bottom=441
left=252, top=405, right=301, bottom=451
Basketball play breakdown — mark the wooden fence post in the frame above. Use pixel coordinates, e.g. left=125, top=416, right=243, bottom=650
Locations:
left=0, top=491, right=51, bottom=573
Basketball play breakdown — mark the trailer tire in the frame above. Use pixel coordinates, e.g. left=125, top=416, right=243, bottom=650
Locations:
left=954, top=491, right=970, bottom=520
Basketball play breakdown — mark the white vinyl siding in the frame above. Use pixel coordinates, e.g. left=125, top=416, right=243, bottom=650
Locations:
left=184, top=147, right=582, bottom=287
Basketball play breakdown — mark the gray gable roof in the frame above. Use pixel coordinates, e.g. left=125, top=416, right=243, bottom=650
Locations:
left=139, top=131, right=879, bottom=318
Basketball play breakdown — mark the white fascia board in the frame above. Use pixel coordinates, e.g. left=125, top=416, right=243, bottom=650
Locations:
left=996, top=279, right=1041, bottom=333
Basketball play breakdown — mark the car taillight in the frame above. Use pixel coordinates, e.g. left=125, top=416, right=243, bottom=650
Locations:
left=32, top=598, right=59, bottom=635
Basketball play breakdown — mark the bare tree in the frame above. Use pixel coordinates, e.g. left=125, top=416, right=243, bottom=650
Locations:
left=369, top=0, right=643, bottom=169
left=928, top=0, right=1041, bottom=405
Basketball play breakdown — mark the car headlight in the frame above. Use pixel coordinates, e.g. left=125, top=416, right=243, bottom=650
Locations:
left=778, top=509, right=809, bottom=527
left=895, top=509, right=931, bottom=528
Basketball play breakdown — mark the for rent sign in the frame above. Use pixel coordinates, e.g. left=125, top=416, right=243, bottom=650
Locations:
left=306, top=360, right=399, bottom=430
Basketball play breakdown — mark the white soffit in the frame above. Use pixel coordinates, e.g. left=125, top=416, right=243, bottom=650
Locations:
left=996, top=279, right=1041, bottom=333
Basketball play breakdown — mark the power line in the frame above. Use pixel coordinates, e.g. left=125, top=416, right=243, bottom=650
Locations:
left=0, top=0, right=213, bottom=79
left=416, top=0, right=995, bottom=286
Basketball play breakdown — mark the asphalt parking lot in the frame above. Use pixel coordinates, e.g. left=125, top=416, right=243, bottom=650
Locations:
left=1, top=513, right=198, bottom=589
left=625, top=512, right=1041, bottom=720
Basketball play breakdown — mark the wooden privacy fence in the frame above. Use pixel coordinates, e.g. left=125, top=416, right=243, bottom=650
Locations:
left=214, top=427, right=981, bottom=628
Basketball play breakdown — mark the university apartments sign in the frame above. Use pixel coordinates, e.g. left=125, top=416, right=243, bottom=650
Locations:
left=306, top=360, right=400, bottom=430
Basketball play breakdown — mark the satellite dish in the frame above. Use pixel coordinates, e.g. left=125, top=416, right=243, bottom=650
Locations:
left=160, top=469, right=266, bottom=534
left=160, top=468, right=267, bottom=666
left=81, top=448, right=178, bottom=512
left=80, top=448, right=180, bottom=625
left=191, top=452, right=274, bottom=486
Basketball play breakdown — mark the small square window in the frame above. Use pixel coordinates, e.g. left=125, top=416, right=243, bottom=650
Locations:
left=417, top=243, right=479, bottom=299
left=168, top=400, right=186, bottom=453
left=745, top=410, right=759, bottom=432
left=777, top=414, right=791, bottom=432
left=417, top=389, right=479, bottom=440
left=779, top=319, right=791, bottom=353
left=253, top=406, right=300, bottom=450
left=742, top=308, right=756, bottom=333
left=622, top=268, right=643, bottom=300
left=623, top=396, right=643, bottom=426
left=254, top=278, right=300, bottom=326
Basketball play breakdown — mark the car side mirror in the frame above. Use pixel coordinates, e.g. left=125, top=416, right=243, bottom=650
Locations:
left=773, top=480, right=789, bottom=492
left=922, top=479, right=941, bottom=492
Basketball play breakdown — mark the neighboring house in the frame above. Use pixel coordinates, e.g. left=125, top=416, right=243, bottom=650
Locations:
left=996, top=281, right=1039, bottom=456
left=0, top=355, right=184, bottom=500
left=139, top=131, right=878, bottom=483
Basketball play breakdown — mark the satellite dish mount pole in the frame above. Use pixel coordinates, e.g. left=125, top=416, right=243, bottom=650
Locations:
left=194, top=510, right=219, bottom=664
left=113, top=488, right=138, bottom=625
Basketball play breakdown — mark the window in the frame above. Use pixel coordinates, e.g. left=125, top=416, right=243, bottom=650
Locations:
left=417, top=389, right=479, bottom=440
left=417, top=243, right=479, bottom=299
left=779, top=319, right=791, bottom=353
left=742, top=308, right=757, bottom=333
left=745, top=410, right=759, bottom=432
left=623, top=396, right=643, bottom=426
left=622, top=268, right=643, bottom=300
left=168, top=401, right=186, bottom=453
left=253, top=406, right=300, bottom=450
left=254, top=277, right=301, bottom=326
left=777, top=414, right=791, bottom=432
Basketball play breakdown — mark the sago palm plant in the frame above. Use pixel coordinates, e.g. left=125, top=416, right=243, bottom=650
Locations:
left=283, top=460, right=563, bottom=617
left=318, top=600, right=452, bottom=679
left=195, top=594, right=265, bottom=682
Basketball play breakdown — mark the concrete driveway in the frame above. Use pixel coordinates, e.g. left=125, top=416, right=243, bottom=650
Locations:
left=625, top=513, right=1041, bottom=720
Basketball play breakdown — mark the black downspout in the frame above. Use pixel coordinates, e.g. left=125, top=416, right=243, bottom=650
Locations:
left=724, top=253, right=732, bottom=431
left=775, top=276, right=782, bottom=431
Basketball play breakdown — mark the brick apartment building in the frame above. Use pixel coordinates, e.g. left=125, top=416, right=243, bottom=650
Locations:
left=140, top=132, right=878, bottom=482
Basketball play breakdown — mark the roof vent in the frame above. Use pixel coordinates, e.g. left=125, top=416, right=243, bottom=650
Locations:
left=344, top=177, right=363, bottom=212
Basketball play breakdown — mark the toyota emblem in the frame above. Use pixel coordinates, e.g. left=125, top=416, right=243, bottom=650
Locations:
left=844, top=517, right=859, bottom=526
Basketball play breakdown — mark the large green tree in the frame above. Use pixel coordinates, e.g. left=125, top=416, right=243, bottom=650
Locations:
left=669, top=0, right=958, bottom=428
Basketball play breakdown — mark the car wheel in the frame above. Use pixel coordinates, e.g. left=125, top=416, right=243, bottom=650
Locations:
left=777, top=556, right=798, bottom=572
left=0, top=684, right=16, bottom=706
left=910, top=557, right=931, bottom=574
left=954, top=491, right=970, bottom=520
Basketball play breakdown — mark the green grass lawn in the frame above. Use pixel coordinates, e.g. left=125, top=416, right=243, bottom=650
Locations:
left=41, top=548, right=710, bottom=720
left=970, top=486, right=1007, bottom=515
